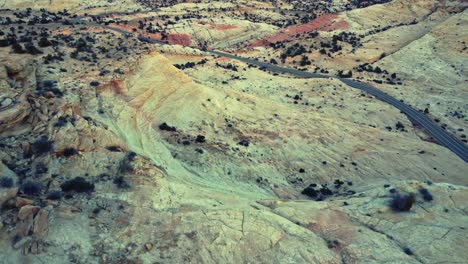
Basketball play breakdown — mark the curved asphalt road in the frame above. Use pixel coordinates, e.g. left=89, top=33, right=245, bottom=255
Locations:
left=113, top=34, right=468, bottom=162
left=209, top=50, right=468, bottom=162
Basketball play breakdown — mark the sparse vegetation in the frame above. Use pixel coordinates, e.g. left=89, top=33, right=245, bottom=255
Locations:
left=238, top=139, right=249, bottom=147
left=46, top=191, right=63, bottom=200
left=389, top=193, right=415, bottom=212
left=419, top=188, right=433, bottom=201
left=0, top=3, right=464, bottom=262
left=195, top=135, right=206, bottom=143
left=62, top=147, right=78, bottom=157
left=159, top=122, right=177, bottom=132
left=403, top=247, right=413, bottom=255
left=113, top=176, right=130, bottom=189
left=106, top=146, right=123, bottom=152
left=61, top=177, right=95, bottom=193
left=20, top=180, right=43, bottom=196
left=31, top=136, right=54, bottom=156
left=0, top=177, right=14, bottom=188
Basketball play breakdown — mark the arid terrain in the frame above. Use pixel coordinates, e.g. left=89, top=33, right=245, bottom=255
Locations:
left=0, top=0, right=467, bottom=263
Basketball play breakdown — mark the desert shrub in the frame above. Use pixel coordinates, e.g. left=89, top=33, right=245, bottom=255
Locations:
left=159, top=122, right=176, bottom=132
left=327, top=240, right=340, bottom=249
left=41, top=80, right=57, bottom=89
left=126, top=152, right=136, bottom=161
left=113, top=176, right=130, bottom=189
left=114, top=68, right=124, bottom=74
left=195, top=135, right=206, bottom=143
left=61, top=177, right=95, bottom=193
left=37, top=81, right=63, bottom=97
left=12, top=42, right=25, bottom=53
left=43, top=53, right=64, bottom=64
left=238, top=139, right=249, bottom=147
left=396, top=121, right=405, bottom=130
left=106, top=146, right=122, bottom=152
left=37, top=37, right=52, bottom=47
left=0, top=177, right=14, bottom=188
left=24, top=42, right=42, bottom=55
left=419, top=188, right=433, bottom=201
left=99, top=69, right=110, bottom=76
left=301, top=183, right=335, bottom=201
left=54, top=117, right=68, bottom=127
left=195, top=148, right=204, bottom=154
left=338, top=70, right=352, bottom=78
left=20, top=181, right=43, bottom=196
left=333, top=179, right=345, bottom=188
left=73, top=37, right=90, bottom=52
left=301, top=186, right=318, bottom=198
left=0, top=38, right=10, bottom=47
left=31, top=136, right=53, bottom=155
left=389, top=193, right=414, bottom=212
left=320, top=187, right=333, bottom=196
left=403, top=247, right=413, bottom=255
left=46, top=191, right=63, bottom=200
left=62, top=147, right=78, bottom=157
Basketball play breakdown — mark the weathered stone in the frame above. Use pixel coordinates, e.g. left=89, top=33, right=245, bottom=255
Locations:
left=37, top=113, right=48, bottom=122
left=16, top=213, right=34, bottom=236
left=16, top=197, right=34, bottom=208
left=40, top=104, right=48, bottom=115
left=0, top=188, right=18, bottom=207
left=144, top=243, right=153, bottom=251
left=33, top=209, right=49, bottom=237
left=29, top=241, right=39, bottom=254
left=18, top=205, right=40, bottom=220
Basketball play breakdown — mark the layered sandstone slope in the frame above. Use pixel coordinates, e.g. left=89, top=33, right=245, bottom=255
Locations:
left=0, top=0, right=145, bottom=14
left=105, top=2, right=279, bottom=49
left=1, top=1, right=468, bottom=263
left=96, top=51, right=467, bottom=190
left=1, top=50, right=467, bottom=263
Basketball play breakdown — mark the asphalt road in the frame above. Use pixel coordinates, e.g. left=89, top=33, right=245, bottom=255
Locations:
left=115, top=34, right=468, bottom=162
left=209, top=50, right=468, bottom=162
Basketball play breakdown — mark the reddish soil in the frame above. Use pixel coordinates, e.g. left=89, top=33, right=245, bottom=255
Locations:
left=215, top=57, right=232, bottom=62
left=209, top=23, right=238, bottom=31
left=81, top=27, right=106, bottom=34
left=167, top=33, right=192, bottom=46
left=143, top=32, right=163, bottom=41
left=109, top=80, right=126, bottom=94
left=98, top=80, right=127, bottom=95
left=250, top=14, right=349, bottom=47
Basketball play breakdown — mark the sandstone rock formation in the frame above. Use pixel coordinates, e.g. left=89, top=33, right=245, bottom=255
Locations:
left=0, top=1, right=467, bottom=263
